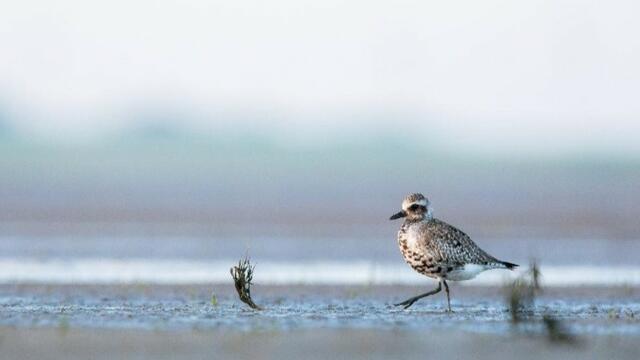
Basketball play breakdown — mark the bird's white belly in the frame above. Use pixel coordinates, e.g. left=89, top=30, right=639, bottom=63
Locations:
left=445, top=264, right=488, bottom=281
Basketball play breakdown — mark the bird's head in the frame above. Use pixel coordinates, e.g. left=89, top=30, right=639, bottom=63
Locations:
left=389, top=193, right=432, bottom=221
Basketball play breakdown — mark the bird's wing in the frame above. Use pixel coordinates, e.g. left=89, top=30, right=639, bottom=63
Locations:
left=419, top=218, right=497, bottom=267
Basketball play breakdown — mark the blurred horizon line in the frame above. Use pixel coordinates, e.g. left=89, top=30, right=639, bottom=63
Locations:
left=1, top=116, right=639, bottom=163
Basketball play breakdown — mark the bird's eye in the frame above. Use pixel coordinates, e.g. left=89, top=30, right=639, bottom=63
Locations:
left=409, top=204, right=419, bottom=211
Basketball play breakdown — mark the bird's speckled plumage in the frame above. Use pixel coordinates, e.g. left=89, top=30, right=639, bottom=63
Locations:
left=398, top=218, right=507, bottom=280
left=390, top=193, right=517, bottom=310
left=394, top=193, right=516, bottom=282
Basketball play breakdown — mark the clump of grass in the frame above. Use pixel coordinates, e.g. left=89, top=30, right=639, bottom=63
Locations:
left=505, top=260, right=577, bottom=345
left=530, top=260, right=541, bottom=291
left=210, top=292, right=218, bottom=307
left=507, top=260, right=539, bottom=323
left=230, top=255, right=262, bottom=310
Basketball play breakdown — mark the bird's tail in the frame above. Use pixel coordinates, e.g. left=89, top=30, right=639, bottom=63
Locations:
left=499, top=261, right=519, bottom=270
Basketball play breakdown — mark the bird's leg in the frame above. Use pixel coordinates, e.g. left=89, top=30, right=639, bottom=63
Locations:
left=394, top=281, right=442, bottom=309
left=443, top=280, right=452, bottom=312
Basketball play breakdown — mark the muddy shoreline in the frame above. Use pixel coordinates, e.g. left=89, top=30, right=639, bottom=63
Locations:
left=1, top=326, right=639, bottom=360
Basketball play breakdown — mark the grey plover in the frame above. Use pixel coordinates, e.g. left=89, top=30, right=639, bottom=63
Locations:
left=390, top=193, right=517, bottom=311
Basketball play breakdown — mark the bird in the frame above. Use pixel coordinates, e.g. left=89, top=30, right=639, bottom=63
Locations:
left=389, top=193, right=518, bottom=311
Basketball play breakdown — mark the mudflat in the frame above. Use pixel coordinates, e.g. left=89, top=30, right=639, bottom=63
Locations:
left=1, top=326, right=638, bottom=360
left=0, top=283, right=639, bottom=359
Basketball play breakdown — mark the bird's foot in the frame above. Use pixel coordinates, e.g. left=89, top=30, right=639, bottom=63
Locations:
left=394, top=299, right=417, bottom=309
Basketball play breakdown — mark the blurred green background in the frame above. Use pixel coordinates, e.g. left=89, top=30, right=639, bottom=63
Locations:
left=1, top=0, right=639, bottom=242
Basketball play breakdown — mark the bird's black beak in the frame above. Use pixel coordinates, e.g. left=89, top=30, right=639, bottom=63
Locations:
left=389, top=211, right=406, bottom=220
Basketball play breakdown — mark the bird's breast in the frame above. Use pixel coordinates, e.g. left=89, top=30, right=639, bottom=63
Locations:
left=398, top=228, right=439, bottom=278
left=403, top=225, right=423, bottom=249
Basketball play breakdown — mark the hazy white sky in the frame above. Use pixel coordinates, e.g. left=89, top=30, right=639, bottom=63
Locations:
left=1, top=0, right=639, bottom=155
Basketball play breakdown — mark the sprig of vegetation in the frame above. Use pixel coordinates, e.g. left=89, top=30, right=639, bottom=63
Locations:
left=507, top=260, right=540, bottom=323
left=506, top=260, right=577, bottom=344
left=230, top=255, right=262, bottom=310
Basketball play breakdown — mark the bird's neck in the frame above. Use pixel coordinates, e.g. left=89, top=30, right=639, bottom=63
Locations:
left=425, top=207, right=433, bottom=220
left=406, top=211, right=433, bottom=223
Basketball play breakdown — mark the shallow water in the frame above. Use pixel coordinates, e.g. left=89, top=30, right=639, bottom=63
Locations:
left=1, top=236, right=639, bottom=336
left=1, top=285, right=639, bottom=335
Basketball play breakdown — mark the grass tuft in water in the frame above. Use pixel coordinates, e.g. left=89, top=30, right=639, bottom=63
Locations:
left=506, top=260, right=577, bottom=344
left=230, top=255, right=262, bottom=310
left=507, top=260, right=540, bottom=323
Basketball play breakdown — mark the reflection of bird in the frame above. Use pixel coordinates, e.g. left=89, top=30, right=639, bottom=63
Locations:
left=389, top=193, right=518, bottom=311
